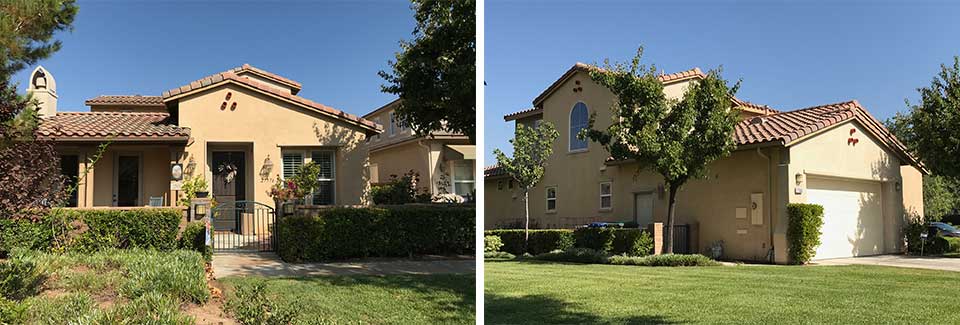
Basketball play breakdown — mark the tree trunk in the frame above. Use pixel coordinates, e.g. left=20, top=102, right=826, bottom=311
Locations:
left=523, top=189, right=530, bottom=253
left=664, top=182, right=680, bottom=254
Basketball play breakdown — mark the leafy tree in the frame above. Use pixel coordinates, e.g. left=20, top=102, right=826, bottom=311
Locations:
left=583, top=48, right=740, bottom=254
left=494, top=122, right=559, bottom=248
left=902, top=57, right=960, bottom=179
left=379, top=0, right=475, bottom=142
left=0, top=0, right=78, bottom=220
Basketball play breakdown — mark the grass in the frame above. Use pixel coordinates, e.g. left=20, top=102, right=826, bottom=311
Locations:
left=221, top=273, right=476, bottom=324
left=486, top=260, right=960, bottom=324
left=1, top=249, right=209, bottom=324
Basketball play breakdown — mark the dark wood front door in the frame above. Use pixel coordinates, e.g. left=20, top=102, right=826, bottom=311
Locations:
left=116, top=155, right=139, bottom=206
left=212, top=151, right=245, bottom=232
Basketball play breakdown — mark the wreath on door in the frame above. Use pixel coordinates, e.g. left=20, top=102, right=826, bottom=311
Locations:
left=217, top=162, right=238, bottom=184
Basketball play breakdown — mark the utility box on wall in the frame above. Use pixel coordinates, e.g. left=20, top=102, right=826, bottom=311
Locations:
left=750, top=193, right=763, bottom=225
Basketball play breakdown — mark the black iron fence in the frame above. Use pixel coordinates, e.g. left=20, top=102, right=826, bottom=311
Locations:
left=210, top=201, right=276, bottom=252
left=672, top=224, right=690, bottom=254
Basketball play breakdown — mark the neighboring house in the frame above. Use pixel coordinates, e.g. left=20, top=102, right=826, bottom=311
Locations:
left=32, top=64, right=380, bottom=213
left=364, top=99, right=475, bottom=200
left=485, top=63, right=926, bottom=263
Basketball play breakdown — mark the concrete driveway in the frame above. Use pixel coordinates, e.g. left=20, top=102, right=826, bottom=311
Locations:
left=815, top=254, right=960, bottom=272
left=212, top=252, right=475, bottom=278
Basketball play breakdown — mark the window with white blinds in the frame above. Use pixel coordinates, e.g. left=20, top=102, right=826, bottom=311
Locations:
left=311, top=150, right=335, bottom=205
left=282, top=152, right=303, bottom=179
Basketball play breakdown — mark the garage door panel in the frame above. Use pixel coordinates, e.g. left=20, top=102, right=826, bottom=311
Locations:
left=807, top=177, right=884, bottom=260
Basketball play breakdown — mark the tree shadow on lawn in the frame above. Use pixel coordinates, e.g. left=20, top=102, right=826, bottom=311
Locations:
left=485, top=293, right=678, bottom=324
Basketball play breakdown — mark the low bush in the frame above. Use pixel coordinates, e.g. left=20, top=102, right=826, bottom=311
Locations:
left=609, top=254, right=721, bottom=267
left=484, top=235, right=503, bottom=253
left=0, top=208, right=183, bottom=255
left=533, top=248, right=609, bottom=264
left=483, top=229, right=574, bottom=255
left=276, top=206, right=474, bottom=262
left=0, top=259, right=45, bottom=300
left=370, top=170, right=432, bottom=205
left=574, top=227, right=616, bottom=253
left=786, top=203, right=824, bottom=264
left=610, top=229, right=653, bottom=256
left=484, top=251, right=516, bottom=260
left=178, top=222, right=212, bottom=261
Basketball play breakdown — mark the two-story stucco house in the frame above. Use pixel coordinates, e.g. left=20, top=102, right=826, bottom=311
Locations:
left=485, top=63, right=926, bottom=263
left=32, top=64, right=380, bottom=217
left=364, top=99, right=475, bottom=201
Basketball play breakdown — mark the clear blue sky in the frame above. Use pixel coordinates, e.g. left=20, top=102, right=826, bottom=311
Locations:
left=485, top=1, right=960, bottom=165
left=12, top=0, right=414, bottom=115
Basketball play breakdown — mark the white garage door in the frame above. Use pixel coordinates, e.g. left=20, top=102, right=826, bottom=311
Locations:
left=806, top=177, right=884, bottom=260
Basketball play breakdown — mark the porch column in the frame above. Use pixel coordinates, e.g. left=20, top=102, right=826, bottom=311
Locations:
left=80, top=149, right=95, bottom=207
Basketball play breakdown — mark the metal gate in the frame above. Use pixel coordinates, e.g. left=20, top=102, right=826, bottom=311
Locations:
left=672, top=224, right=690, bottom=254
left=211, top=201, right=276, bottom=252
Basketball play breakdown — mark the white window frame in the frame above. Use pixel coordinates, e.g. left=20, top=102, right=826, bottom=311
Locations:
left=388, top=112, right=396, bottom=137
left=600, top=181, right=612, bottom=210
left=280, top=149, right=336, bottom=206
left=546, top=186, right=557, bottom=212
left=569, top=101, right=589, bottom=152
left=452, top=160, right=475, bottom=197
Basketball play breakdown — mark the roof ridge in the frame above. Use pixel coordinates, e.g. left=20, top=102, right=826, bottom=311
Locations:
left=767, top=100, right=858, bottom=116
left=58, top=111, right=170, bottom=116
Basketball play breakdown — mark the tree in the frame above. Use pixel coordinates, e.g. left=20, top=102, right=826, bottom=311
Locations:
left=582, top=48, right=741, bottom=254
left=494, top=122, right=559, bottom=249
left=379, top=0, right=475, bottom=142
left=0, top=0, right=78, bottom=219
left=901, top=57, right=960, bottom=180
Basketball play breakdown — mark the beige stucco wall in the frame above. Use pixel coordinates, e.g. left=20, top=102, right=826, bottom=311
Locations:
left=902, top=165, right=924, bottom=218
left=176, top=83, right=371, bottom=208
left=67, top=145, right=175, bottom=207
left=369, top=141, right=430, bottom=189
left=783, top=120, right=920, bottom=259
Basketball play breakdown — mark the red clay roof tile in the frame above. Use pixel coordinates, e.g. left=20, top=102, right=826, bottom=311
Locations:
left=84, top=95, right=165, bottom=107
left=37, top=112, right=190, bottom=141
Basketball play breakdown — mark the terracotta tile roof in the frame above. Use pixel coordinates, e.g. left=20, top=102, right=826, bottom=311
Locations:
left=503, top=107, right=541, bottom=121
left=484, top=164, right=509, bottom=178
left=235, top=63, right=302, bottom=94
left=734, top=100, right=925, bottom=172
left=732, top=98, right=780, bottom=115
left=37, top=112, right=190, bottom=141
left=85, top=95, right=165, bottom=107
left=161, top=65, right=380, bottom=132
left=532, top=63, right=704, bottom=107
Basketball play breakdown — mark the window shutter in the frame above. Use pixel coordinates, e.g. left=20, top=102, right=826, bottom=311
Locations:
left=282, top=153, right=303, bottom=179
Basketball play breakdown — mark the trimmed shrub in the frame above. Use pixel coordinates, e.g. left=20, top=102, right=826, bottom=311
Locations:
left=946, top=237, right=960, bottom=254
left=1, top=208, right=183, bottom=255
left=533, top=248, right=609, bottom=264
left=574, top=227, right=616, bottom=253
left=786, top=203, right=824, bottom=264
left=484, top=235, right=503, bottom=253
left=0, top=259, right=45, bottom=300
left=483, top=229, right=574, bottom=255
left=484, top=251, right=516, bottom=260
left=178, top=222, right=212, bottom=262
left=610, top=229, right=654, bottom=256
left=276, top=206, right=474, bottom=262
left=608, top=254, right=721, bottom=267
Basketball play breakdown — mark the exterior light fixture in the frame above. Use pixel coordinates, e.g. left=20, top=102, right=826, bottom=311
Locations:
left=795, top=173, right=804, bottom=186
left=185, top=156, right=197, bottom=175
left=171, top=163, right=183, bottom=181
left=260, top=155, right=274, bottom=181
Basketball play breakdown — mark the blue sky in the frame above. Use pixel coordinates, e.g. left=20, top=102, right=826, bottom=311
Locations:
left=485, top=1, right=960, bottom=164
left=12, top=0, right=414, bottom=115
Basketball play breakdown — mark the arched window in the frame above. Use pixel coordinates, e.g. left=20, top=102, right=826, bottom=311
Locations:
left=569, top=102, right=589, bottom=151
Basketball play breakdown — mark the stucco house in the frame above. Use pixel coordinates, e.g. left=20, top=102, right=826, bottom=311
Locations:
left=485, top=63, right=926, bottom=263
left=31, top=64, right=380, bottom=215
left=364, top=99, right=475, bottom=201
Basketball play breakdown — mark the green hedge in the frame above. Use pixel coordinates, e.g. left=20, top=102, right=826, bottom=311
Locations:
left=786, top=203, right=825, bottom=264
left=611, top=229, right=654, bottom=256
left=574, top=228, right=616, bottom=252
left=484, top=235, right=503, bottom=253
left=276, top=206, right=474, bottom=262
left=483, top=229, right=574, bottom=255
left=0, top=208, right=184, bottom=255
left=178, top=222, right=212, bottom=262
left=608, top=254, right=721, bottom=267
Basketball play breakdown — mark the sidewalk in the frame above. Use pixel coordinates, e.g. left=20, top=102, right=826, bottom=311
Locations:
left=212, top=252, right=476, bottom=278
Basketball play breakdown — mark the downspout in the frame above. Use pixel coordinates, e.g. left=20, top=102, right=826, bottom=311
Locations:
left=417, top=140, right=435, bottom=194
left=756, top=147, right=774, bottom=262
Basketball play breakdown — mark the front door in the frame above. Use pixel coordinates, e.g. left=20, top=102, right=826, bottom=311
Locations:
left=116, top=155, right=140, bottom=206
left=212, top=151, right=245, bottom=232
left=634, top=192, right=654, bottom=226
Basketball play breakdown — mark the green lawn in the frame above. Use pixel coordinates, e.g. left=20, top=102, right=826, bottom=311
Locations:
left=486, top=260, right=960, bottom=324
left=221, top=273, right=475, bottom=324
left=1, top=249, right=210, bottom=324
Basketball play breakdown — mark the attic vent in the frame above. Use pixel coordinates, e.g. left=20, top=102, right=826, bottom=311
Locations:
left=750, top=116, right=766, bottom=125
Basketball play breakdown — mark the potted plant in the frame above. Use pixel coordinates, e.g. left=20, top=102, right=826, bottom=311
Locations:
left=268, top=176, right=298, bottom=215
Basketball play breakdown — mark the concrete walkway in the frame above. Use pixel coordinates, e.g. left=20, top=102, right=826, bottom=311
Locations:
left=815, top=254, right=960, bottom=272
left=212, top=252, right=475, bottom=278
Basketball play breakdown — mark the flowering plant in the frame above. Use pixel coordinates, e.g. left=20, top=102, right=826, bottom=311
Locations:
left=268, top=176, right=299, bottom=201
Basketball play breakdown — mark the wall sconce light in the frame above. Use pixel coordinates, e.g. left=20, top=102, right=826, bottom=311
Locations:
left=260, top=155, right=274, bottom=181
left=895, top=181, right=902, bottom=192
left=185, top=156, right=197, bottom=175
left=171, top=163, right=183, bottom=181
left=194, top=203, right=207, bottom=217
left=795, top=173, right=804, bottom=186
